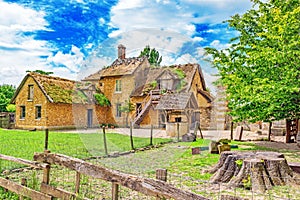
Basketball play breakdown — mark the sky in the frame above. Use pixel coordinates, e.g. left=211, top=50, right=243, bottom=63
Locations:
left=0, top=0, right=254, bottom=92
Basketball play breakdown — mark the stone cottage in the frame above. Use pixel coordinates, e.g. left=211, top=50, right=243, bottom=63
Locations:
left=11, top=72, right=114, bottom=130
left=84, top=45, right=213, bottom=129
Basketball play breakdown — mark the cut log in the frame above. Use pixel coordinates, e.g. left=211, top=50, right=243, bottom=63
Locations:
left=207, top=151, right=300, bottom=193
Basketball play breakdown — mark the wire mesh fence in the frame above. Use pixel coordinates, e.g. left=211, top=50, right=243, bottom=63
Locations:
left=0, top=128, right=300, bottom=199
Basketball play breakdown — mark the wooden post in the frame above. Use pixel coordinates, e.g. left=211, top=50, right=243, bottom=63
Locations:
left=43, top=164, right=51, bottom=185
left=75, top=172, right=80, bottom=194
left=150, top=124, right=153, bottom=146
left=44, top=129, right=49, bottom=150
left=268, top=121, right=272, bottom=141
left=156, top=168, right=167, bottom=182
left=112, top=183, right=119, bottom=200
left=230, top=122, right=234, bottom=140
left=19, top=178, right=27, bottom=200
left=193, top=122, right=198, bottom=138
left=198, top=122, right=203, bottom=139
left=177, top=123, right=180, bottom=142
left=238, top=126, right=243, bottom=141
left=102, top=126, right=108, bottom=155
left=156, top=169, right=167, bottom=200
left=4, top=177, right=9, bottom=192
left=286, top=119, right=291, bottom=143
left=130, top=122, right=134, bottom=150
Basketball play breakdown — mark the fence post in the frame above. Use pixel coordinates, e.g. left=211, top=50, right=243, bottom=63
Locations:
left=102, top=126, right=108, bottom=155
left=75, top=172, right=81, bottom=194
left=130, top=121, right=134, bottom=150
left=112, top=183, right=119, bottom=200
left=177, top=123, right=180, bottom=142
left=44, top=129, right=49, bottom=150
left=19, top=178, right=27, bottom=200
left=156, top=168, right=167, bottom=200
left=230, top=122, right=234, bottom=140
left=43, top=163, right=51, bottom=185
left=150, top=124, right=153, bottom=146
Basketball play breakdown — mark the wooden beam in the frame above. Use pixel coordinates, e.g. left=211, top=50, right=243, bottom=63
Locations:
left=0, top=154, right=47, bottom=169
left=0, top=177, right=52, bottom=200
left=41, top=183, right=90, bottom=200
left=34, top=153, right=208, bottom=200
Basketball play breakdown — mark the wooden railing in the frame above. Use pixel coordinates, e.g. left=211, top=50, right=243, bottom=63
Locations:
left=0, top=152, right=208, bottom=200
left=131, top=90, right=162, bottom=126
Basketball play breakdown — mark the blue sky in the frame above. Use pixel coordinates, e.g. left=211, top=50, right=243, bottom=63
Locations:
left=0, top=0, right=254, bottom=91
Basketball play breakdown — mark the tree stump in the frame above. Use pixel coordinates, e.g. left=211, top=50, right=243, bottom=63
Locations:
left=206, top=151, right=300, bottom=193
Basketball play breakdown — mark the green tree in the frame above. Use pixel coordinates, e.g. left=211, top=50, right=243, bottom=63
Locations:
left=26, top=70, right=54, bottom=75
left=120, top=99, right=135, bottom=127
left=0, top=85, right=16, bottom=112
left=139, top=45, right=162, bottom=66
left=205, top=0, right=300, bottom=123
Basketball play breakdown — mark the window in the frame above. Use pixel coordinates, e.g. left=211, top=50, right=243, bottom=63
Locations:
left=175, top=117, right=182, bottom=122
left=115, top=80, right=121, bottom=92
left=20, top=106, right=26, bottom=119
left=28, top=85, right=34, bottom=100
left=35, top=106, right=41, bottom=119
left=116, top=103, right=122, bottom=117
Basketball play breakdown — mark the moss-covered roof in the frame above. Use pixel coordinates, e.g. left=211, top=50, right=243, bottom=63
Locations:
left=83, top=56, right=148, bottom=81
left=11, top=72, right=91, bottom=104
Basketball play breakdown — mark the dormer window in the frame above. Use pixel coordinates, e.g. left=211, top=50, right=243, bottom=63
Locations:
left=115, top=80, right=122, bottom=92
left=28, top=85, right=34, bottom=100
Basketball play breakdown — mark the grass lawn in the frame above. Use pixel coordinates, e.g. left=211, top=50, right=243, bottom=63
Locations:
left=1, top=128, right=300, bottom=199
left=0, top=128, right=171, bottom=170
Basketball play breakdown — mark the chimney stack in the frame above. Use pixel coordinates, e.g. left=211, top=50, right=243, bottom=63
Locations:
left=118, top=44, right=126, bottom=59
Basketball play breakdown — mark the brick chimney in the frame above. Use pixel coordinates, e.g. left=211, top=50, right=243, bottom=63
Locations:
left=118, top=44, right=126, bottom=59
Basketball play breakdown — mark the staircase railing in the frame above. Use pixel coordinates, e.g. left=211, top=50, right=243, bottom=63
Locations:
left=131, top=90, right=162, bottom=126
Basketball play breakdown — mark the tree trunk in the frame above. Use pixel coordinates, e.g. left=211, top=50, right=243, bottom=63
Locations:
left=206, top=151, right=300, bottom=193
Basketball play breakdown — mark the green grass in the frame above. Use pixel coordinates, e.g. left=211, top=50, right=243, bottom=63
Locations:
left=1, top=128, right=300, bottom=199
left=0, top=128, right=171, bottom=171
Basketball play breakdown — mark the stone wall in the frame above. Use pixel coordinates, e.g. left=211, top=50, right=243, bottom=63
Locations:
left=15, top=76, right=48, bottom=129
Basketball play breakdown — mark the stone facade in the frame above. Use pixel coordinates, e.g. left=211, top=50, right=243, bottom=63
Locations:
left=12, top=73, right=115, bottom=130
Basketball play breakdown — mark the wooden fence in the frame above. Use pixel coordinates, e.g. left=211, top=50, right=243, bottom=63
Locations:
left=0, top=151, right=208, bottom=200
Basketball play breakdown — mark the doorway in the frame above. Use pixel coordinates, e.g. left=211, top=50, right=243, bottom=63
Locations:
left=87, top=109, right=93, bottom=128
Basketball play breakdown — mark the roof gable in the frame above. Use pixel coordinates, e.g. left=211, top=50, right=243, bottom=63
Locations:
left=11, top=73, right=92, bottom=104
left=83, top=56, right=149, bottom=81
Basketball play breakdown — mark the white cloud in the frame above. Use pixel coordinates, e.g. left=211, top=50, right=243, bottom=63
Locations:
left=0, top=0, right=54, bottom=85
left=0, top=1, right=86, bottom=85
left=196, top=47, right=206, bottom=57
left=47, top=45, right=84, bottom=73
left=193, top=37, right=204, bottom=42
left=210, top=40, right=230, bottom=50
left=110, top=0, right=197, bottom=37
left=112, top=0, right=144, bottom=10
left=109, top=0, right=253, bottom=37
left=99, top=17, right=105, bottom=25
left=116, top=28, right=190, bottom=58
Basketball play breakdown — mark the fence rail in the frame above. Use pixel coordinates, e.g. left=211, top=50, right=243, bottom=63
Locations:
left=0, top=152, right=208, bottom=200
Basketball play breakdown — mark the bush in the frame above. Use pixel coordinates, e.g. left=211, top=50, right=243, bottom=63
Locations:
left=6, top=104, right=16, bottom=112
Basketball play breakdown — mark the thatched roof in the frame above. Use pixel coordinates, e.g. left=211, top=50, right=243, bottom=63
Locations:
left=83, top=56, right=147, bottom=81
left=155, top=92, right=198, bottom=110
left=131, top=63, right=205, bottom=97
left=11, top=72, right=92, bottom=104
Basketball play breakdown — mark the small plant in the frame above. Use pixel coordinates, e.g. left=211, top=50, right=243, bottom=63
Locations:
left=235, top=159, right=243, bottom=168
left=94, top=93, right=111, bottom=106
left=172, top=68, right=186, bottom=79
left=242, top=175, right=252, bottom=189
left=6, top=104, right=16, bottom=112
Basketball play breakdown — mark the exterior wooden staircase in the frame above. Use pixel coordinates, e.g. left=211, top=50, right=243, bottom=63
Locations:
left=132, top=90, right=161, bottom=126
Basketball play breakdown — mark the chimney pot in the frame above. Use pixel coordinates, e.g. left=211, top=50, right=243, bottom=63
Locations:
left=118, top=44, right=126, bottom=59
